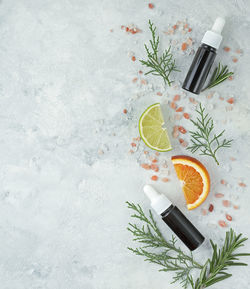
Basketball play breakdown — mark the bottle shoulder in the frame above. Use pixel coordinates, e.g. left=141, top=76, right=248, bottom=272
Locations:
left=200, top=43, right=217, bottom=53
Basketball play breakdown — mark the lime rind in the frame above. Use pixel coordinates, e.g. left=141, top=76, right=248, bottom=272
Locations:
left=139, top=103, right=172, bottom=152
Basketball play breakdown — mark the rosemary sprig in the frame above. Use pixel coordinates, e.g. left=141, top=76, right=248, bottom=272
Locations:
left=127, top=202, right=250, bottom=289
left=140, top=20, right=179, bottom=86
left=202, top=63, right=233, bottom=91
left=127, top=201, right=203, bottom=289
left=189, top=229, right=250, bottom=289
left=187, top=103, right=233, bottom=165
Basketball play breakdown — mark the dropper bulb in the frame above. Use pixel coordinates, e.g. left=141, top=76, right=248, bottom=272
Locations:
left=212, top=17, right=225, bottom=34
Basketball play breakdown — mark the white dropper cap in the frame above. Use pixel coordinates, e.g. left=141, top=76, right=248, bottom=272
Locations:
left=143, top=185, right=172, bottom=215
left=201, top=17, right=225, bottom=49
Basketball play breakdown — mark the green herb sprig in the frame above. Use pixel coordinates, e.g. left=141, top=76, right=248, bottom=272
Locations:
left=202, top=63, right=233, bottom=91
left=187, top=103, right=233, bottom=165
left=127, top=202, right=250, bottom=289
left=140, top=20, right=179, bottom=86
left=127, top=201, right=202, bottom=289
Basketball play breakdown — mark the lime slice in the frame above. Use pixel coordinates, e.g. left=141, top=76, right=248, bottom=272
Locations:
left=139, top=103, right=172, bottom=152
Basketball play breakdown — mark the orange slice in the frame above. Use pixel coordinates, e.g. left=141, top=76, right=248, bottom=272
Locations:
left=171, top=155, right=210, bottom=210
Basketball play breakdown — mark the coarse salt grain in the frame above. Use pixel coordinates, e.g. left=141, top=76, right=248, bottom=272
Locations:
left=215, top=193, right=224, bottom=198
left=183, top=113, right=190, bottom=119
left=173, top=94, right=180, bottom=101
left=151, top=175, right=158, bottom=181
left=227, top=97, right=234, bottom=104
left=176, top=107, right=183, bottom=112
left=239, top=182, right=246, bottom=187
left=201, top=209, right=207, bottom=216
left=218, top=220, right=227, bottom=227
left=223, top=46, right=230, bottom=52
left=141, top=79, right=147, bottom=85
left=172, top=130, right=179, bottom=138
left=181, top=42, right=187, bottom=51
left=178, top=126, right=187, bottom=134
left=141, top=163, right=151, bottom=170
left=208, top=204, right=214, bottom=212
left=170, top=102, right=177, bottom=109
left=181, top=141, right=188, bottom=147
left=162, top=177, right=169, bottom=182
left=222, top=200, right=231, bottom=207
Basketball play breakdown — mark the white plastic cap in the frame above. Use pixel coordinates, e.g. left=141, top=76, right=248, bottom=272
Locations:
left=201, top=17, right=225, bottom=49
left=211, top=17, right=225, bottom=34
left=143, top=185, right=172, bottom=215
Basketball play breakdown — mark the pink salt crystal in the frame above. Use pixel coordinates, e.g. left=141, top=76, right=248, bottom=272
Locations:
left=218, top=220, right=227, bottom=227
left=131, top=142, right=136, bottom=147
left=132, top=77, right=138, bottom=83
left=220, top=179, right=227, bottom=185
left=222, top=200, right=231, bottom=207
left=215, top=193, right=224, bottom=198
left=239, top=182, right=246, bottom=187
left=157, top=92, right=163, bottom=96
left=172, top=130, right=179, bottom=138
left=186, top=37, right=192, bottom=46
left=230, top=157, right=236, bottom=161
left=173, top=125, right=179, bottom=132
left=141, top=163, right=151, bottom=170
left=189, top=97, right=197, bottom=104
left=207, top=93, right=213, bottom=99
left=181, top=141, right=188, bottom=148
left=233, top=205, right=239, bottom=210
left=173, top=94, right=180, bottom=101
left=141, top=79, right=147, bottom=85
left=236, top=49, right=243, bottom=54
left=201, top=209, right=207, bottom=216
left=162, top=177, right=169, bottom=183
left=155, top=152, right=160, bottom=156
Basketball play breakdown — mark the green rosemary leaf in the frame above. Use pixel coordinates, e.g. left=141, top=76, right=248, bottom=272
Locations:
left=202, top=63, right=233, bottom=91
left=127, top=203, right=250, bottom=289
left=140, top=20, right=179, bottom=86
left=187, top=103, right=233, bottom=165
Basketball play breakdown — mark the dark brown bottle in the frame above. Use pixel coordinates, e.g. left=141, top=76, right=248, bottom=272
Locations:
left=144, top=185, right=205, bottom=251
left=161, top=205, right=204, bottom=251
left=182, top=17, right=225, bottom=95
left=182, top=44, right=216, bottom=95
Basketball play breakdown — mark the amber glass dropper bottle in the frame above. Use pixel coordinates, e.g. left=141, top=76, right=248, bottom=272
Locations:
left=182, top=17, right=225, bottom=95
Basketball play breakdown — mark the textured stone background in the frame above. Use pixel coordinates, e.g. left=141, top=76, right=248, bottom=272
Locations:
left=0, top=0, right=249, bottom=288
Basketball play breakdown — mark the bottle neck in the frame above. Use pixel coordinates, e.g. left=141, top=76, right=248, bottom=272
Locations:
left=161, top=204, right=174, bottom=217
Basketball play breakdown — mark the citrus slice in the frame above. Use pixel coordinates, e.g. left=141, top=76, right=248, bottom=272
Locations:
left=139, top=103, right=172, bottom=152
left=171, top=155, right=210, bottom=210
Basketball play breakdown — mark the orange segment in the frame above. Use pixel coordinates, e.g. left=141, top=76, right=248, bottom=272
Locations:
left=171, top=155, right=210, bottom=210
